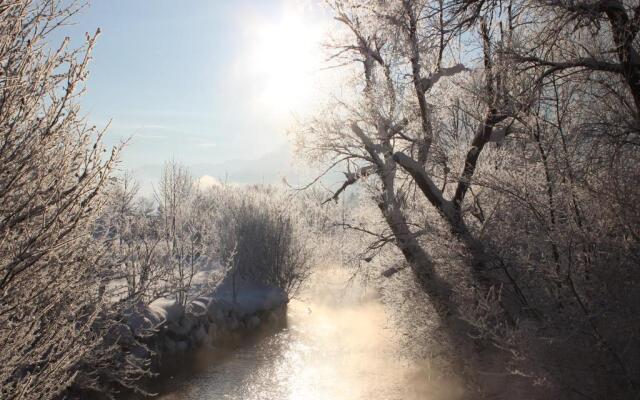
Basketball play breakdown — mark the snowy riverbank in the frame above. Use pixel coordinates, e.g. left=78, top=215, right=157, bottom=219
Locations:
left=123, top=277, right=288, bottom=368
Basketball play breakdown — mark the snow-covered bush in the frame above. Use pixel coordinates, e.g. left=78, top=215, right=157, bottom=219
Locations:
left=213, top=185, right=313, bottom=297
left=103, top=169, right=327, bottom=309
left=0, top=1, right=150, bottom=398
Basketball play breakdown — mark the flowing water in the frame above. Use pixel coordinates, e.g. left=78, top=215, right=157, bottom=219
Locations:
left=148, top=268, right=462, bottom=400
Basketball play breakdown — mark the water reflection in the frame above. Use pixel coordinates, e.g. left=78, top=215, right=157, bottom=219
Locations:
left=151, top=268, right=462, bottom=400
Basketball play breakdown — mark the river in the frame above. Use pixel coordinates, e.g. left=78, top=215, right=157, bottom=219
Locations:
left=146, top=268, right=462, bottom=400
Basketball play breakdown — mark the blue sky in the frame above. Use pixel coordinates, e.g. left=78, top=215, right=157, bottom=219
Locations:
left=58, top=0, right=331, bottom=187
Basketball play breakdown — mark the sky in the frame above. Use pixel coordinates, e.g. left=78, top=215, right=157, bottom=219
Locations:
left=58, top=0, right=333, bottom=189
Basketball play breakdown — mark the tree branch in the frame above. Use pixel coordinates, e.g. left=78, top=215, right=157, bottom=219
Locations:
left=322, top=165, right=375, bottom=204
left=393, top=152, right=456, bottom=218
left=515, top=55, right=625, bottom=74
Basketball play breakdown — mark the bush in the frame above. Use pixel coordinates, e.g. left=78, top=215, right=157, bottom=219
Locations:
left=214, top=186, right=312, bottom=297
left=0, top=2, right=149, bottom=398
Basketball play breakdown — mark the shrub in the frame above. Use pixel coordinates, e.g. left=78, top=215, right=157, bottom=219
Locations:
left=214, top=186, right=312, bottom=297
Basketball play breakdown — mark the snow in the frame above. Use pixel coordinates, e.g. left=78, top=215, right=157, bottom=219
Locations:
left=123, top=276, right=288, bottom=359
left=197, top=175, right=222, bottom=191
left=149, top=298, right=185, bottom=326
left=212, top=276, right=288, bottom=316
left=142, top=281, right=286, bottom=329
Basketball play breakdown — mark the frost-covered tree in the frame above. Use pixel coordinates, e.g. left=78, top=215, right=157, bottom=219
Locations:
left=0, top=1, right=148, bottom=398
left=303, top=0, right=526, bottom=350
left=155, top=161, right=217, bottom=307
left=104, top=172, right=168, bottom=304
left=301, top=0, right=640, bottom=397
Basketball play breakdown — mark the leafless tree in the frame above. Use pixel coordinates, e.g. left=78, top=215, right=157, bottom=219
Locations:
left=301, top=0, right=640, bottom=397
left=104, top=172, right=168, bottom=304
left=155, top=161, right=216, bottom=307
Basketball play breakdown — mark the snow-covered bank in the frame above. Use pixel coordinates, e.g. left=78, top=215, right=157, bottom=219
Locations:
left=124, top=278, right=288, bottom=366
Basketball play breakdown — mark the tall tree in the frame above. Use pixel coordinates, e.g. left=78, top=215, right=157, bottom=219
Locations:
left=303, top=0, right=640, bottom=397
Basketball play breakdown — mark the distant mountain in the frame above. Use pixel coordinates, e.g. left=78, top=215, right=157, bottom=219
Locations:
left=189, top=144, right=295, bottom=185
left=131, top=144, right=323, bottom=195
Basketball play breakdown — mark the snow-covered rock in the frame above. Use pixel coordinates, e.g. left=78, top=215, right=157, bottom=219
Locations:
left=148, top=298, right=184, bottom=327
left=189, top=297, right=211, bottom=317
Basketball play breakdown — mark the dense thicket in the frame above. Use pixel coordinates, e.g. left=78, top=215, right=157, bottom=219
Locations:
left=301, top=0, right=640, bottom=398
left=214, top=185, right=314, bottom=296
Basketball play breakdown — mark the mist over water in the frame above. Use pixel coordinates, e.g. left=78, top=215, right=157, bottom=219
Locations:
left=151, top=267, right=464, bottom=400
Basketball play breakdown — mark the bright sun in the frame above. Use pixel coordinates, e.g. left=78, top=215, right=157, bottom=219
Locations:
left=243, top=6, right=326, bottom=121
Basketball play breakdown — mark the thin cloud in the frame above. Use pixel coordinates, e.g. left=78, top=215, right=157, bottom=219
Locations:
left=136, top=132, right=169, bottom=140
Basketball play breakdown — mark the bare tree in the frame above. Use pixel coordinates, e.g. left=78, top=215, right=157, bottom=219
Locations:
left=104, top=172, right=167, bottom=304
left=306, top=0, right=524, bottom=331
left=301, top=0, right=640, bottom=397
left=155, top=161, right=215, bottom=306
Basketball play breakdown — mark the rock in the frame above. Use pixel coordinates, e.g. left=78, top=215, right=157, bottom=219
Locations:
left=189, top=297, right=210, bottom=317
left=125, top=279, right=287, bottom=364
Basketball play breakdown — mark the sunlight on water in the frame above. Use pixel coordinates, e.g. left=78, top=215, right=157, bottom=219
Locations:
left=154, top=268, right=463, bottom=400
left=282, top=300, right=417, bottom=400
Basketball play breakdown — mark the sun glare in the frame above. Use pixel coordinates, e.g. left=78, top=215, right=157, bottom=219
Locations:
left=243, top=6, right=326, bottom=121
